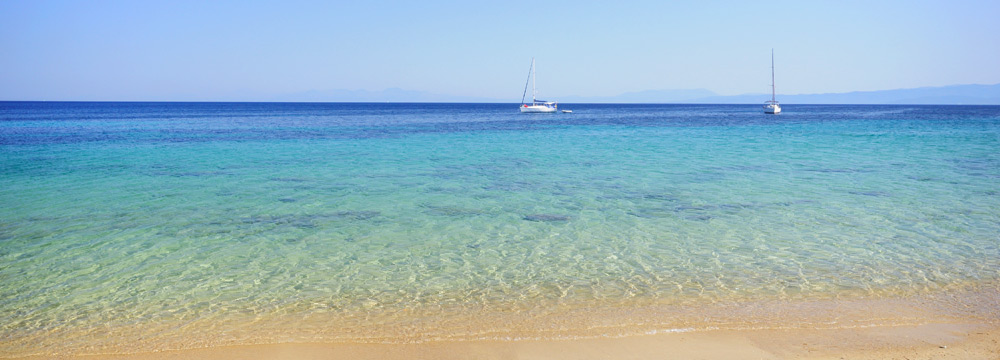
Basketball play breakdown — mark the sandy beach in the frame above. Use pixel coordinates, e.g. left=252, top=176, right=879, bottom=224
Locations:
left=5, top=284, right=998, bottom=359
left=31, top=322, right=991, bottom=360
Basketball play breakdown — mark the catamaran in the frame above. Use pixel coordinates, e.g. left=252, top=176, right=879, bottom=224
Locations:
left=520, top=58, right=557, bottom=113
left=763, top=49, right=781, bottom=114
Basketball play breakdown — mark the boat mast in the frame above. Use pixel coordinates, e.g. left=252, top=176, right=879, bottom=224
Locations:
left=521, top=57, right=532, bottom=105
left=770, top=49, right=776, bottom=103
left=531, top=58, right=537, bottom=104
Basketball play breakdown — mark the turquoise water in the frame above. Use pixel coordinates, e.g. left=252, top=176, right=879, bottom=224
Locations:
left=2, top=102, right=999, bottom=354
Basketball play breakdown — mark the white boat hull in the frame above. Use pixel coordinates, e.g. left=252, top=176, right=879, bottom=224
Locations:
left=520, top=105, right=557, bottom=113
left=764, top=103, right=781, bottom=114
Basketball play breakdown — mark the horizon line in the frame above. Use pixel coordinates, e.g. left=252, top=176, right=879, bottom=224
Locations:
left=4, top=82, right=998, bottom=104
left=3, top=100, right=999, bottom=106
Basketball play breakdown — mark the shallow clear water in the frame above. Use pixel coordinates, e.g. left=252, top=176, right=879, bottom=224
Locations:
left=1, top=102, right=999, bottom=354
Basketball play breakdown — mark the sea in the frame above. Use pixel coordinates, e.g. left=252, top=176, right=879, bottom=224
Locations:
left=1, top=102, right=999, bottom=356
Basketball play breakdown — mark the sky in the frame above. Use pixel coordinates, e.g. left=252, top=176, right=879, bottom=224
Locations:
left=2, top=0, right=999, bottom=101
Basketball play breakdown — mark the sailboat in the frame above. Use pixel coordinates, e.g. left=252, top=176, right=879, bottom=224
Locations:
left=520, top=58, right=558, bottom=113
left=763, top=49, right=781, bottom=114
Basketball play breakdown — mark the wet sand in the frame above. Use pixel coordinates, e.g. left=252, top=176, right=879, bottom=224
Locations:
left=28, top=322, right=992, bottom=360
left=6, top=285, right=1000, bottom=359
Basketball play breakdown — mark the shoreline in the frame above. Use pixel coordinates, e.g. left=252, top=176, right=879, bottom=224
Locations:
left=4, top=284, right=999, bottom=358
left=23, top=322, right=998, bottom=360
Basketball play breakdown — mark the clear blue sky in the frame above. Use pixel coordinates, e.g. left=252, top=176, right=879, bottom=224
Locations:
left=2, top=0, right=999, bottom=101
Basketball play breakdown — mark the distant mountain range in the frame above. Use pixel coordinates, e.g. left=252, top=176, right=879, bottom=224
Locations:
left=690, top=83, right=1000, bottom=105
left=275, top=83, right=1000, bottom=105
left=271, top=88, right=499, bottom=103
left=558, top=89, right=719, bottom=104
